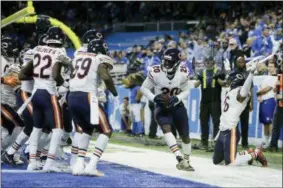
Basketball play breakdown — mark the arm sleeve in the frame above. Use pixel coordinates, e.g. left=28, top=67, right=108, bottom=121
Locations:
left=140, top=77, right=155, bottom=102
left=239, top=72, right=254, bottom=97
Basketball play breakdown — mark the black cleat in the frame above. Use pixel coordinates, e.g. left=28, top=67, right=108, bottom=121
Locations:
left=1, top=151, right=16, bottom=165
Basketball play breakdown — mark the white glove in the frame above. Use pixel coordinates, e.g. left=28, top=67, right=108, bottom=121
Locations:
left=224, top=58, right=231, bottom=72
left=246, top=61, right=258, bottom=73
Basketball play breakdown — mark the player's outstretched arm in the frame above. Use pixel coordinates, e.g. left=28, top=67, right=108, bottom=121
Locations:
left=237, top=72, right=254, bottom=103
left=19, top=61, right=33, bottom=80
left=98, top=63, right=118, bottom=97
left=140, top=77, right=155, bottom=102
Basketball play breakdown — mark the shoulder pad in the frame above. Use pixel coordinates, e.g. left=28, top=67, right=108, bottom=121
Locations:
left=97, top=54, right=114, bottom=68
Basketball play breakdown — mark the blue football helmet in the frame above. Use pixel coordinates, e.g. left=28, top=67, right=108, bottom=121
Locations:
left=161, top=48, right=181, bottom=74
left=38, top=34, right=48, bottom=46
left=87, top=39, right=108, bottom=55
left=1, top=36, right=18, bottom=58
left=82, top=29, right=104, bottom=44
left=227, top=71, right=246, bottom=90
left=45, top=26, right=65, bottom=45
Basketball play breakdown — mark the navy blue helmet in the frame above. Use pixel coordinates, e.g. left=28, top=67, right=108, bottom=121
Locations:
left=38, top=34, right=48, bottom=46
left=36, top=15, right=51, bottom=35
left=227, top=71, right=246, bottom=90
left=87, top=39, right=108, bottom=55
left=45, top=26, right=65, bottom=45
left=82, top=29, right=104, bottom=44
left=1, top=36, right=18, bottom=58
left=161, top=48, right=181, bottom=73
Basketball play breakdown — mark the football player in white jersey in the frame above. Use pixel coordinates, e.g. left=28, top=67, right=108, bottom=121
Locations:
left=2, top=34, right=52, bottom=165
left=68, top=39, right=117, bottom=176
left=19, top=26, right=69, bottom=172
left=1, top=37, right=24, bottom=155
left=141, top=48, right=194, bottom=171
left=213, top=57, right=267, bottom=167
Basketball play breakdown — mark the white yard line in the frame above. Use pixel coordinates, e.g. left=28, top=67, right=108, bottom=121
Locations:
left=92, top=142, right=282, bottom=187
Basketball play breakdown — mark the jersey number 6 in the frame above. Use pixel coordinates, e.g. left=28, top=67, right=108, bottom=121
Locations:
left=223, top=96, right=230, bottom=112
left=71, top=58, right=92, bottom=79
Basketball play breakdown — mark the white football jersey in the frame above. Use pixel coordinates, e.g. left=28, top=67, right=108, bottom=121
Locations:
left=73, top=46, right=87, bottom=57
left=146, top=65, right=190, bottom=96
left=70, top=52, right=114, bottom=95
left=219, top=87, right=250, bottom=131
left=1, top=56, right=11, bottom=76
left=21, top=48, right=35, bottom=93
left=32, top=45, right=67, bottom=95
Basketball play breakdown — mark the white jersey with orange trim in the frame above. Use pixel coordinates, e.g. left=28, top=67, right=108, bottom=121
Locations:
left=143, top=65, right=190, bottom=98
left=73, top=45, right=87, bottom=57
left=21, top=48, right=35, bottom=93
left=69, top=52, right=114, bottom=95
left=219, top=87, right=250, bottom=131
left=32, top=45, right=67, bottom=95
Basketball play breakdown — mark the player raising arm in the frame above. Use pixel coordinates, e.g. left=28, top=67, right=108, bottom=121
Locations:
left=141, top=48, right=194, bottom=171
left=213, top=59, right=268, bottom=167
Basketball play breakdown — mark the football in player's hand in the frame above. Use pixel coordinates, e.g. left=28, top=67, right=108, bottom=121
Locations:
left=162, top=93, right=170, bottom=107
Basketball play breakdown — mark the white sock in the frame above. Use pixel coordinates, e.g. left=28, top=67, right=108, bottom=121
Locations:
left=77, top=133, right=91, bottom=162
left=28, top=128, right=42, bottom=163
left=181, top=142, right=191, bottom=160
left=70, top=132, right=81, bottom=166
left=264, top=135, right=270, bottom=144
left=230, top=153, right=253, bottom=166
left=89, top=134, right=109, bottom=168
left=10, top=127, right=23, bottom=145
left=7, top=131, right=29, bottom=155
left=45, top=129, right=63, bottom=166
left=164, top=132, right=182, bottom=157
left=1, top=127, right=11, bottom=150
left=38, top=132, right=49, bottom=151
left=61, top=131, right=70, bottom=144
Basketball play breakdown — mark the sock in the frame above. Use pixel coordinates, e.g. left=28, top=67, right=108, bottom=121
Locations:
left=36, top=150, right=41, bottom=160
left=70, top=132, right=80, bottom=166
left=38, top=132, right=49, bottom=152
left=89, top=134, right=109, bottom=168
left=164, top=132, right=182, bottom=157
left=77, top=133, right=91, bottom=162
left=264, top=135, right=270, bottom=145
left=61, top=131, right=70, bottom=144
left=45, top=129, right=63, bottom=166
left=7, top=131, right=29, bottom=155
left=230, top=152, right=253, bottom=166
left=29, top=128, right=42, bottom=163
left=1, top=127, right=11, bottom=150
left=10, top=127, right=23, bottom=146
left=181, top=142, right=191, bottom=160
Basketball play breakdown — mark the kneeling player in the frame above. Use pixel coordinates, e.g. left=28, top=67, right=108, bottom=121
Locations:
left=213, top=58, right=267, bottom=167
left=141, top=48, right=194, bottom=171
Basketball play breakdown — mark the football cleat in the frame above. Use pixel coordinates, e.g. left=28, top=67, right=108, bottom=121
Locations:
left=72, top=160, right=85, bottom=176
left=14, top=152, right=24, bottom=165
left=255, top=148, right=268, bottom=167
left=1, top=151, right=16, bottom=165
left=176, top=156, right=195, bottom=171
left=247, top=148, right=254, bottom=165
left=84, top=166, right=105, bottom=177
left=27, top=162, right=41, bottom=171
left=42, top=163, right=62, bottom=172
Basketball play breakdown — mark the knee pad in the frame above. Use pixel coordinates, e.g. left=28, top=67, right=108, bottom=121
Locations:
left=181, top=137, right=190, bottom=144
left=83, top=126, right=95, bottom=136
left=161, top=124, right=171, bottom=134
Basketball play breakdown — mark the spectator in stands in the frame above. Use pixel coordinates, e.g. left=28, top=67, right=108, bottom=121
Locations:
left=193, top=37, right=209, bottom=62
left=243, top=37, right=255, bottom=57
left=142, top=47, right=161, bottom=77
left=193, top=56, right=224, bottom=151
left=213, top=39, right=224, bottom=69
left=221, top=38, right=230, bottom=61
left=257, top=60, right=278, bottom=149
left=116, top=50, right=129, bottom=64
left=252, top=26, right=273, bottom=56
left=269, top=61, right=283, bottom=152
left=119, top=97, right=132, bottom=134
left=153, top=40, right=164, bottom=59
left=255, top=63, right=268, bottom=75
left=229, top=38, right=244, bottom=70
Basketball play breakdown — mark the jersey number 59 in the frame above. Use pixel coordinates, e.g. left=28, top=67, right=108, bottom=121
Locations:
left=71, top=58, right=92, bottom=79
